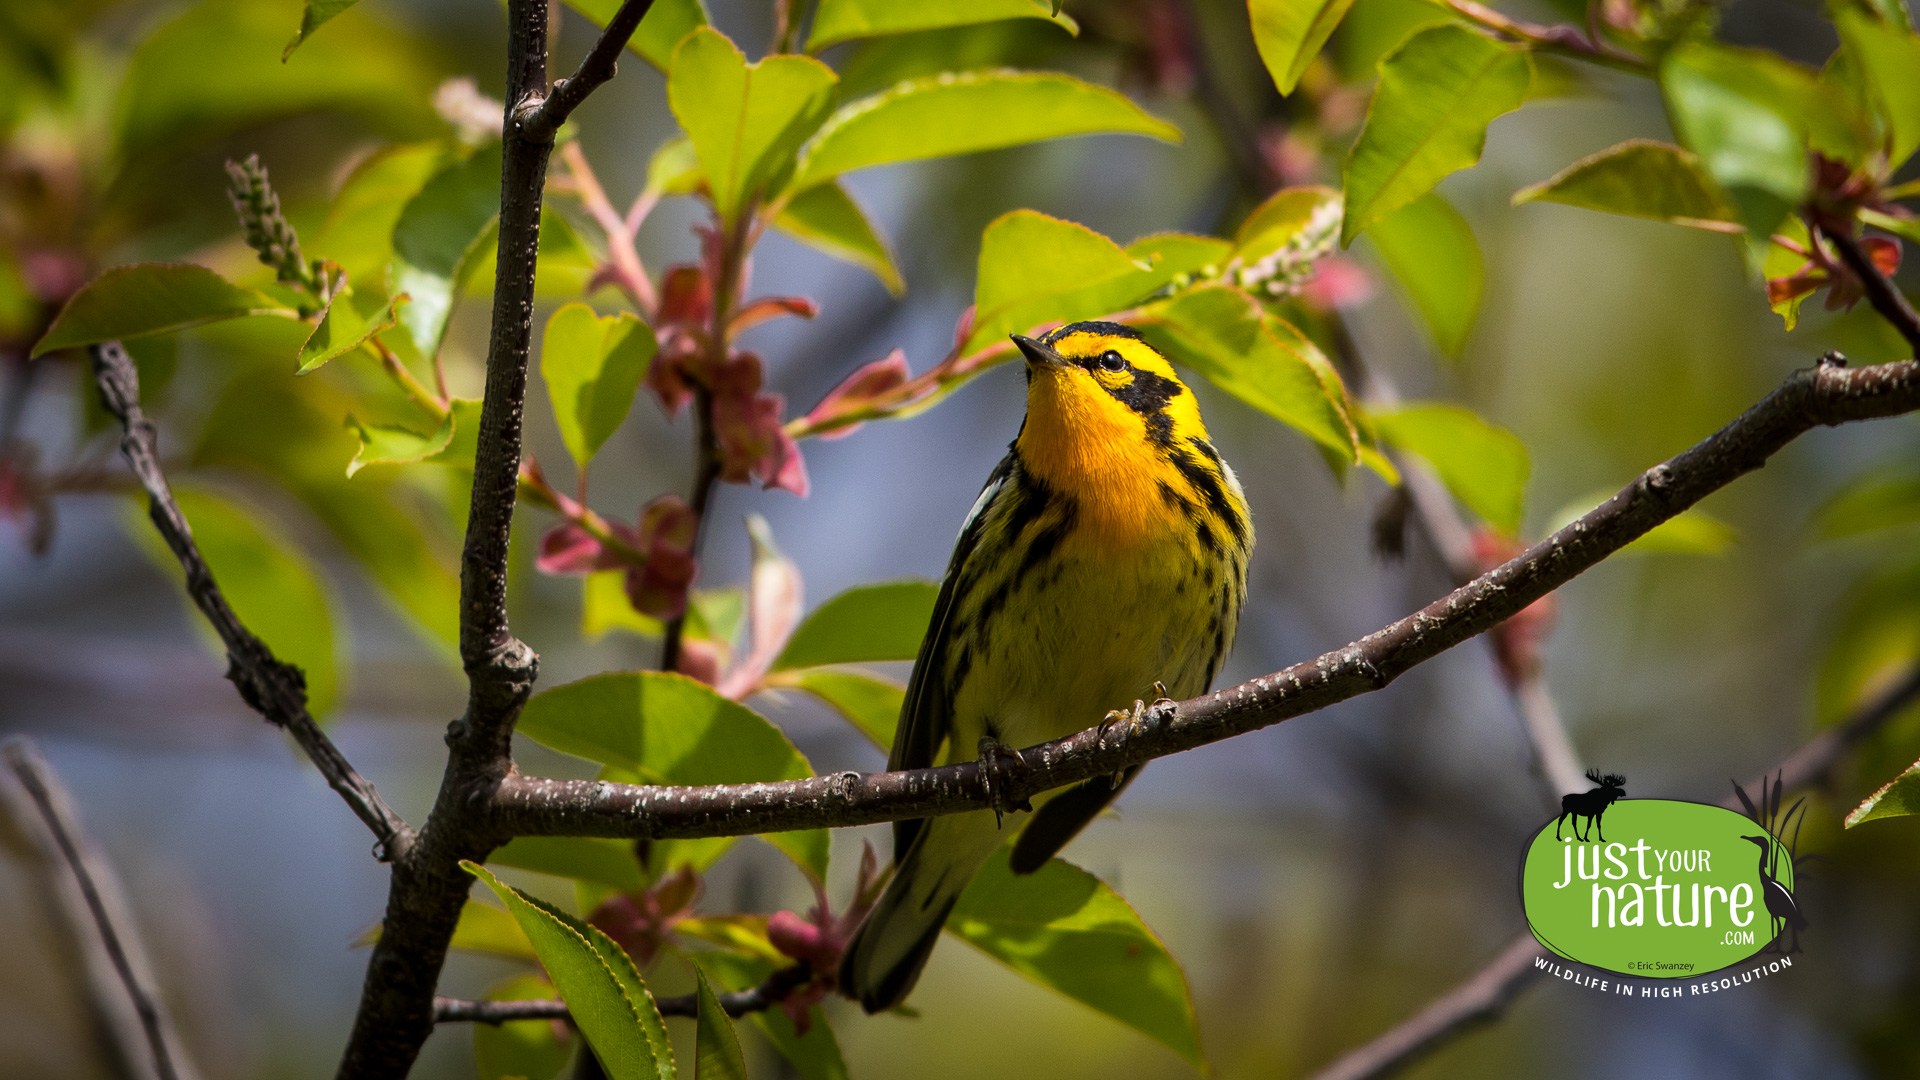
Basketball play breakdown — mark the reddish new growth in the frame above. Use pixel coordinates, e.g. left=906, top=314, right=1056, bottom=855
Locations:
left=763, top=842, right=887, bottom=1032
left=643, top=229, right=814, bottom=497
left=527, top=460, right=699, bottom=620
left=1472, top=527, right=1557, bottom=688
left=590, top=865, right=702, bottom=968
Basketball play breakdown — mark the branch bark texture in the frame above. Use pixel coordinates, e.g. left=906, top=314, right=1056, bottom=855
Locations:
left=491, top=356, right=1920, bottom=842
left=87, top=342, right=410, bottom=858
left=333, top=0, right=659, bottom=1074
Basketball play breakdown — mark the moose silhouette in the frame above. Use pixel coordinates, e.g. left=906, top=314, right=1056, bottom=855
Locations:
left=1555, top=769, right=1626, bottom=842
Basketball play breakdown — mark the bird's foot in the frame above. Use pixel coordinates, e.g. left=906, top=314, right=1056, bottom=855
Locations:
left=1097, top=686, right=1176, bottom=785
left=976, top=736, right=1031, bottom=828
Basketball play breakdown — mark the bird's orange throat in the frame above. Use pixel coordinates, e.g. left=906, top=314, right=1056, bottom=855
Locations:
left=1015, top=368, right=1188, bottom=549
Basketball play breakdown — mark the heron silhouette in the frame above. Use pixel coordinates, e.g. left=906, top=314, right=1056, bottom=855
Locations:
left=1730, top=771, right=1820, bottom=954
left=1741, top=834, right=1806, bottom=953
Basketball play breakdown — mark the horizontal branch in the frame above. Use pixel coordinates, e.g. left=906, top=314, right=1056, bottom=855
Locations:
left=432, top=963, right=812, bottom=1025
left=89, top=342, right=412, bottom=861
left=490, top=356, right=1920, bottom=842
left=1311, top=656, right=1920, bottom=1080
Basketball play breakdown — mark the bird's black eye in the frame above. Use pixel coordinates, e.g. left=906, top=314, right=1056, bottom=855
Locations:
left=1097, top=350, right=1126, bottom=372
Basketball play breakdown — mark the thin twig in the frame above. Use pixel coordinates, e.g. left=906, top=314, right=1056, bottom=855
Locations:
left=1327, top=314, right=1589, bottom=798
left=560, top=142, right=656, bottom=314
left=88, top=342, right=411, bottom=860
left=530, top=0, right=658, bottom=136
left=490, top=356, right=1920, bottom=841
left=659, top=389, right=719, bottom=672
left=1443, top=0, right=1651, bottom=72
left=1820, top=223, right=1920, bottom=353
left=1308, top=658, right=1920, bottom=1080
left=433, top=963, right=813, bottom=1024
left=1, top=738, right=204, bottom=1080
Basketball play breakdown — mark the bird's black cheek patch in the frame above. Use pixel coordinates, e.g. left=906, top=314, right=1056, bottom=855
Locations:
left=1102, top=369, right=1183, bottom=447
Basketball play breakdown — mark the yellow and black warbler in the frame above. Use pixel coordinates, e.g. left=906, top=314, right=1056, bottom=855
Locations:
left=840, top=321, right=1254, bottom=1012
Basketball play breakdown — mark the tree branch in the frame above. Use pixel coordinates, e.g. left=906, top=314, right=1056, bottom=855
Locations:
left=334, top=0, right=658, bottom=1071
left=87, top=342, right=411, bottom=860
left=0, top=738, right=204, bottom=1080
left=1820, top=223, right=1920, bottom=353
left=432, top=963, right=813, bottom=1024
left=1309, top=657, right=1920, bottom=1080
left=489, top=356, right=1920, bottom=842
left=529, top=0, right=658, bottom=137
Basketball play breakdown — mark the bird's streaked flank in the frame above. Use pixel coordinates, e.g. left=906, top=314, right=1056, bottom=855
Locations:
left=839, top=322, right=1254, bottom=1013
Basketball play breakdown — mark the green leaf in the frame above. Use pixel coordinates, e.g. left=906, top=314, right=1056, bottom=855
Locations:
left=1233, top=185, right=1342, bottom=264
left=692, top=967, right=747, bottom=1080
left=474, top=974, right=575, bottom=1080
left=1341, top=24, right=1530, bottom=245
left=963, top=211, right=1168, bottom=356
left=491, top=836, right=648, bottom=891
left=465, top=863, right=670, bottom=1080
left=1250, top=0, right=1363, bottom=95
left=1133, top=285, right=1359, bottom=460
left=948, top=851, right=1203, bottom=1068
left=1365, top=193, right=1483, bottom=358
left=345, top=411, right=456, bottom=477
left=1846, top=755, right=1920, bottom=826
left=789, top=668, right=903, bottom=750
left=1815, top=466, right=1920, bottom=539
left=1835, top=9, right=1920, bottom=166
left=646, top=135, right=706, bottom=198
left=565, top=0, right=710, bottom=74
left=517, top=672, right=829, bottom=879
left=774, top=581, right=937, bottom=671
left=1127, top=233, right=1234, bottom=281
left=283, top=0, right=362, bottom=59
left=697, top=953, right=849, bottom=1080
left=807, top=0, right=1073, bottom=51
left=451, top=900, right=538, bottom=960
left=1371, top=403, right=1527, bottom=532
left=669, top=28, right=839, bottom=226
left=115, top=0, right=437, bottom=165
left=33, top=264, right=293, bottom=357
left=789, top=71, right=1181, bottom=194
left=125, top=487, right=341, bottom=716
left=391, top=143, right=503, bottom=358
left=584, top=571, right=666, bottom=641
left=773, top=182, right=905, bottom=295
left=1765, top=216, right=1813, bottom=330
left=1659, top=44, right=1815, bottom=256
left=435, top=397, right=488, bottom=471
left=1544, top=490, right=1737, bottom=555
left=313, top=142, right=455, bottom=289
left=542, top=304, right=656, bottom=469
left=296, top=287, right=407, bottom=374
left=1511, top=139, right=1738, bottom=227
left=190, top=367, right=462, bottom=656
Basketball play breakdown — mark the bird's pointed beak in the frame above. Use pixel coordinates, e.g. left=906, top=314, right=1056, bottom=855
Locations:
left=1012, top=334, right=1066, bottom=371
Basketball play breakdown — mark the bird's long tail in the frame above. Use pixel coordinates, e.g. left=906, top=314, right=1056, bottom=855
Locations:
left=839, top=808, right=1006, bottom=1014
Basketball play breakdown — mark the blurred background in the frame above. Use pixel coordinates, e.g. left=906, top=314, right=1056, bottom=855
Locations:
left=2, top=0, right=1919, bottom=1077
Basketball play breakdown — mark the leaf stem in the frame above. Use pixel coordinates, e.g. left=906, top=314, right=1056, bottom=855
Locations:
left=368, top=338, right=450, bottom=419
left=1443, top=0, right=1651, bottom=73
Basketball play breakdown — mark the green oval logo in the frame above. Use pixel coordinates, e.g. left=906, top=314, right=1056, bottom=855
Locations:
left=1522, top=799, right=1800, bottom=978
